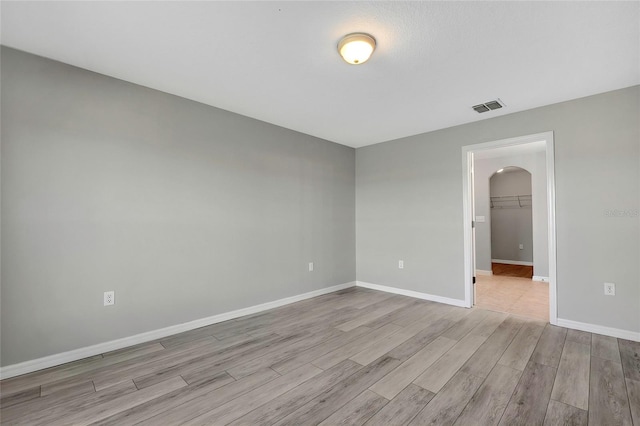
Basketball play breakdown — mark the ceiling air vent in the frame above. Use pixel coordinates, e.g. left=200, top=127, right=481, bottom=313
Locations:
left=472, top=99, right=504, bottom=113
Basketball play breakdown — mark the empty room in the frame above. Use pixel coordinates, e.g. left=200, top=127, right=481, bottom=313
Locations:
left=1, top=1, right=639, bottom=425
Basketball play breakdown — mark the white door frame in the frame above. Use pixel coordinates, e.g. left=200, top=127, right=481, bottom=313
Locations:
left=461, top=131, right=557, bottom=325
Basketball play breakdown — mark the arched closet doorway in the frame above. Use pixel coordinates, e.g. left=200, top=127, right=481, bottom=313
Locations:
left=489, top=166, right=533, bottom=278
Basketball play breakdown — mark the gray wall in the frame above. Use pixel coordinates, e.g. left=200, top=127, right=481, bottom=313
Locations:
left=490, top=169, right=533, bottom=263
left=473, top=154, right=548, bottom=276
left=0, top=47, right=356, bottom=366
left=357, top=85, right=639, bottom=333
left=2, top=47, right=638, bottom=367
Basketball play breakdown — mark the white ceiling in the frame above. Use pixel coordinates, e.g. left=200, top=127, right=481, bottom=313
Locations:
left=1, top=1, right=638, bottom=148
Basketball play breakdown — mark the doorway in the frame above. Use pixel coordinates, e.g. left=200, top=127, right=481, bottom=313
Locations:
left=462, top=132, right=557, bottom=324
left=490, top=166, right=533, bottom=278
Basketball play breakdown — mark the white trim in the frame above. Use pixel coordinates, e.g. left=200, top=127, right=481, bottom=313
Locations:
left=462, top=131, right=558, bottom=325
left=532, top=276, right=549, bottom=282
left=492, top=259, right=534, bottom=266
left=462, top=149, right=474, bottom=308
left=557, top=318, right=640, bottom=342
left=475, top=270, right=493, bottom=276
left=356, top=281, right=467, bottom=308
left=545, top=134, right=558, bottom=326
left=0, top=281, right=356, bottom=380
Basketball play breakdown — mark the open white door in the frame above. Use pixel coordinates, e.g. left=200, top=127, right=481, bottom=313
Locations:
left=470, top=153, right=477, bottom=306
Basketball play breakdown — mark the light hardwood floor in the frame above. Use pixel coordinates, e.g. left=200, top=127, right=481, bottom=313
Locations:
left=1, top=287, right=638, bottom=425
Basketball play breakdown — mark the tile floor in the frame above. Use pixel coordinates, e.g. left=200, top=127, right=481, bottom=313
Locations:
left=475, top=274, right=549, bottom=321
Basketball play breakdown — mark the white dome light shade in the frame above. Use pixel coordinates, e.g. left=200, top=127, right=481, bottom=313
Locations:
left=338, top=33, right=376, bottom=65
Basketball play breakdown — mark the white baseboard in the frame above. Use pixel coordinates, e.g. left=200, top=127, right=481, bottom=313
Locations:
left=492, top=259, right=534, bottom=266
left=556, top=318, right=640, bottom=342
left=532, top=276, right=549, bottom=282
left=356, top=281, right=467, bottom=308
left=475, top=270, right=493, bottom=276
left=0, top=281, right=356, bottom=380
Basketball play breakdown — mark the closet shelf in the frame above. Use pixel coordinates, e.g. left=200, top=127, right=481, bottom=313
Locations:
left=490, top=194, right=532, bottom=209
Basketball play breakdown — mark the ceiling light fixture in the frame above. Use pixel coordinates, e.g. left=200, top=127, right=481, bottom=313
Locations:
left=338, top=33, right=376, bottom=65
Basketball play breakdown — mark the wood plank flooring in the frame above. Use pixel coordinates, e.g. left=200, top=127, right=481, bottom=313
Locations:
left=1, top=287, right=638, bottom=425
left=491, top=263, right=534, bottom=278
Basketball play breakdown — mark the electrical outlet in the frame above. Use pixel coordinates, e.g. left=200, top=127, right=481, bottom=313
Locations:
left=104, top=291, right=115, bottom=306
left=604, top=283, right=615, bottom=296
left=308, top=262, right=314, bottom=272
left=398, top=260, right=404, bottom=269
